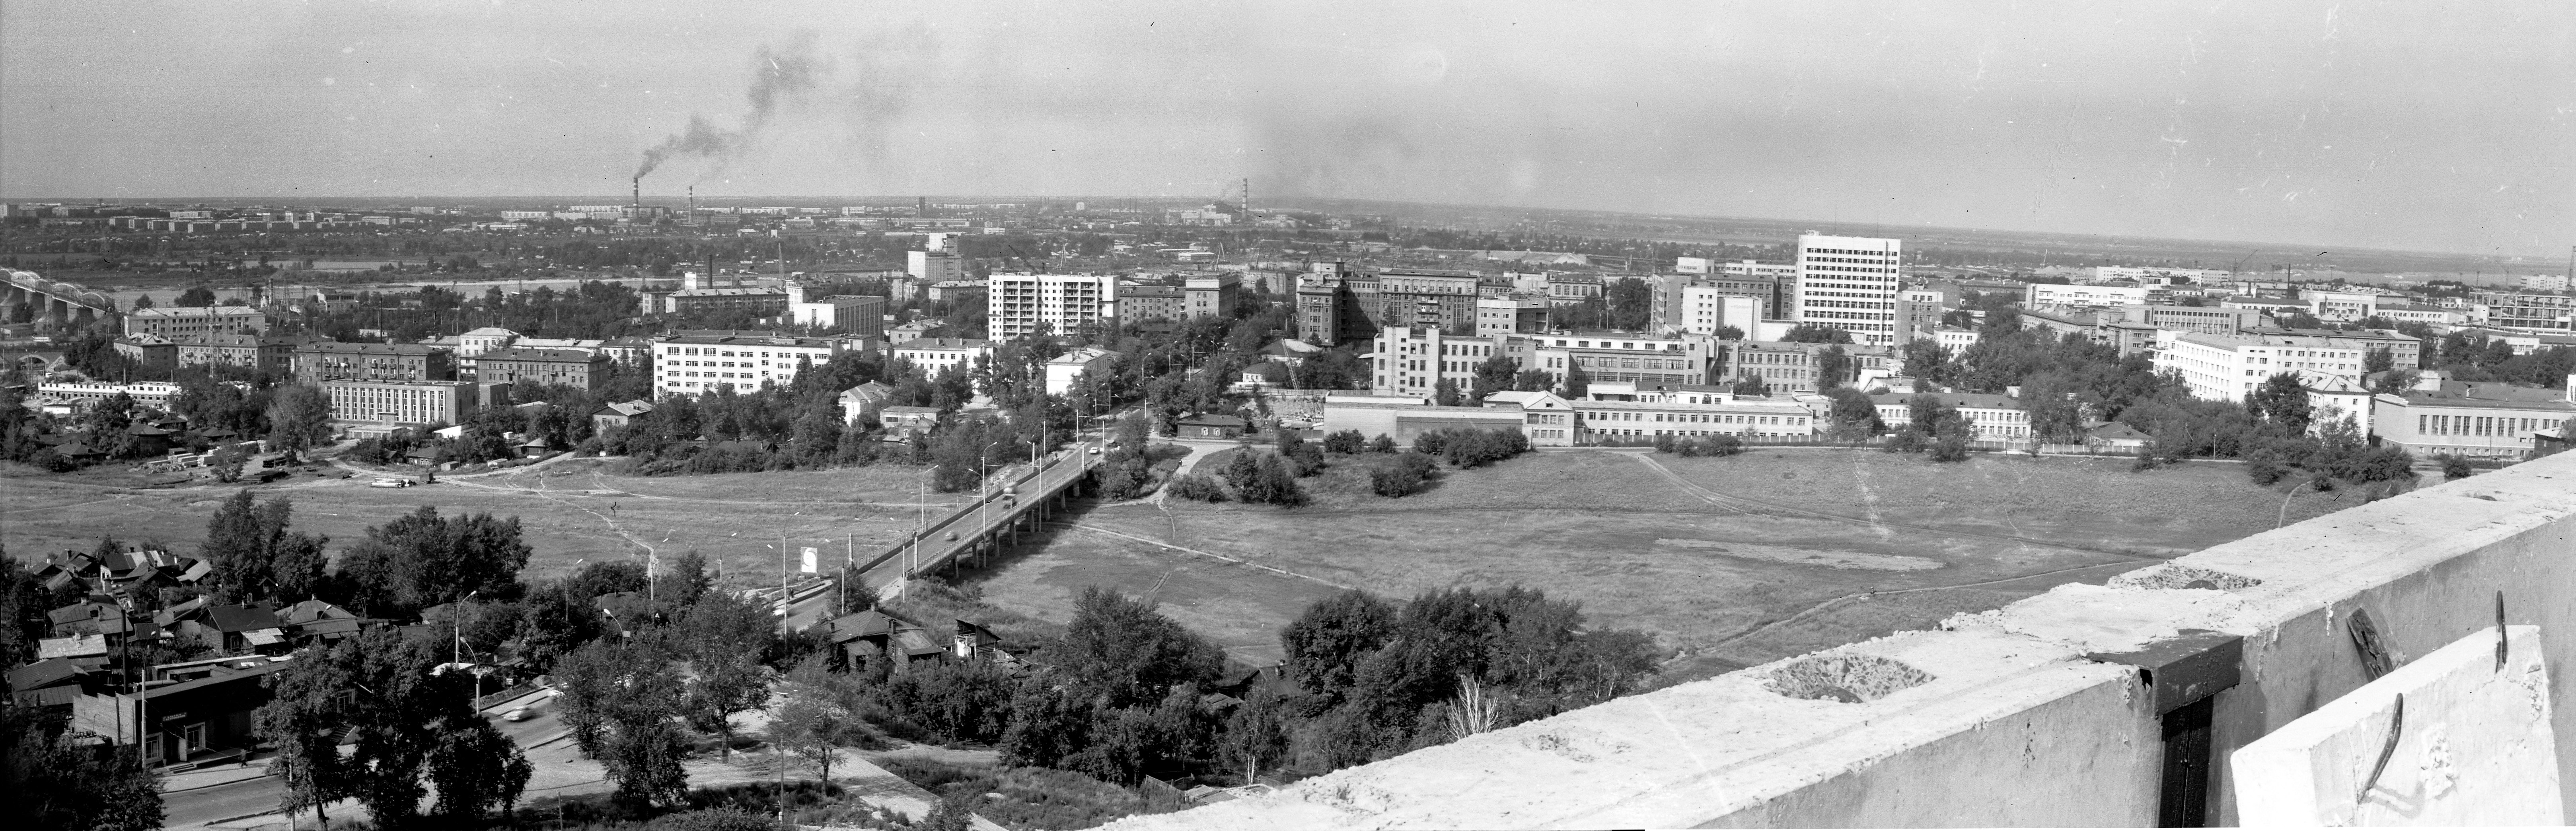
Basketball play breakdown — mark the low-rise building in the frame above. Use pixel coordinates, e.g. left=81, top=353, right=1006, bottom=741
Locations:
left=2026, top=283, right=2149, bottom=309
left=2370, top=376, right=2575, bottom=459
left=475, top=347, right=609, bottom=390
left=320, top=379, right=477, bottom=427
left=1120, top=283, right=1187, bottom=322
left=1871, top=391, right=2033, bottom=441
left=839, top=381, right=894, bottom=424
left=113, top=333, right=177, bottom=369
left=174, top=333, right=300, bottom=372
left=879, top=405, right=941, bottom=441
left=592, top=400, right=654, bottom=432
left=72, top=657, right=286, bottom=767
left=2103, top=303, right=2261, bottom=335
left=36, top=381, right=182, bottom=408
left=1717, top=341, right=1894, bottom=396
left=893, top=338, right=995, bottom=378
left=1569, top=383, right=1817, bottom=442
left=1045, top=348, right=1118, bottom=396
left=1522, top=330, right=1724, bottom=392
left=1474, top=295, right=1553, bottom=336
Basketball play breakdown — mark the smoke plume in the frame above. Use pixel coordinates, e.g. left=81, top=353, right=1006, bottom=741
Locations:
left=635, top=39, right=822, bottom=180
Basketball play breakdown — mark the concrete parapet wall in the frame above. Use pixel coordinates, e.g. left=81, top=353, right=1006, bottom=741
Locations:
left=1104, top=451, right=2576, bottom=829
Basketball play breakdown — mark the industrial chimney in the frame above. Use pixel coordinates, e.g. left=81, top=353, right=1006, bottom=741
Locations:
left=632, top=177, right=642, bottom=212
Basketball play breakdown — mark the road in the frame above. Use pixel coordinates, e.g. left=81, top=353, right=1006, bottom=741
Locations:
left=848, top=440, right=1104, bottom=601
left=165, top=777, right=293, bottom=828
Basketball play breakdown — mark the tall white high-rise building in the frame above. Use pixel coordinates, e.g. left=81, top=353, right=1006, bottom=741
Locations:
left=989, top=273, right=1119, bottom=339
left=1793, top=234, right=1902, bottom=346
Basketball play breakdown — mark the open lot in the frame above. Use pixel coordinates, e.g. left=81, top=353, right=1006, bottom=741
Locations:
left=962, top=448, right=2367, bottom=685
left=0, top=458, right=969, bottom=588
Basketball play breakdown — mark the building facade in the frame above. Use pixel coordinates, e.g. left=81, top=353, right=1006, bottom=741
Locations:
left=1121, top=284, right=1187, bottom=322
left=320, top=380, right=476, bottom=426
left=892, top=338, right=995, bottom=378
left=1474, top=295, right=1552, bottom=336
left=2025, top=284, right=2150, bottom=308
left=292, top=342, right=454, bottom=383
left=1793, top=234, right=1902, bottom=346
left=2370, top=382, right=2575, bottom=459
left=1371, top=327, right=1502, bottom=399
left=2155, top=332, right=2368, bottom=401
left=1871, top=391, right=2033, bottom=441
left=988, top=273, right=1118, bottom=338
left=123, top=306, right=265, bottom=339
left=650, top=331, right=840, bottom=397
left=474, top=347, right=610, bottom=390
left=1719, top=341, right=1895, bottom=396
left=1185, top=274, right=1240, bottom=319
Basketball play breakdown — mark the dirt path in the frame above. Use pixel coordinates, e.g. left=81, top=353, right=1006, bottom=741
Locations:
left=1625, top=452, right=2161, bottom=560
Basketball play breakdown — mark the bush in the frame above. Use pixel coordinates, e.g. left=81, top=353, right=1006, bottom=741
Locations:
left=1412, top=431, right=1447, bottom=457
left=653, top=808, right=777, bottom=831
left=1651, top=434, right=1676, bottom=454
left=1370, top=452, right=1438, bottom=497
left=1701, top=434, right=1745, bottom=457
left=1368, top=434, right=1398, bottom=453
left=1165, top=474, right=1228, bottom=501
left=2438, top=453, right=2473, bottom=480
left=1322, top=429, right=1367, bottom=455
left=2246, top=450, right=2288, bottom=485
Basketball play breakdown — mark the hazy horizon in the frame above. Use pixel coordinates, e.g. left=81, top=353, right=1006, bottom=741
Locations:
left=4, top=1, right=2569, bottom=258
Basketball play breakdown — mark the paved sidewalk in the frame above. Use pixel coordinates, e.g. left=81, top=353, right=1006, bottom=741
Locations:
left=162, top=755, right=275, bottom=793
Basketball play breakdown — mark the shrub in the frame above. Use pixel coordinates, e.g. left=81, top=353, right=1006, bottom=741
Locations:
left=1370, top=452, right=1438, bottom=497
left=1412, top=431, right=1447, bottom=457
left=2246, top=450, right=2288, bottom=485
left=1651, top=434, right=1676, bottom=454
left=1701, top=434, right=1745, bottom=456
left=2438, top=453, right=2473, bottom=480
left=652, top=808, right=776, bottom=831
left=1322, top=429, right=1367, bottom=455
left=1368, top=434, right=1398, bottom=453
left=1165, top=474, right=1228, bottom=502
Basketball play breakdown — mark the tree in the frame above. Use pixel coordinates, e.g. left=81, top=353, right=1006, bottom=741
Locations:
left=2363, top=347, right=2395, bottom=375
left=1815, top=345, right=1853, bottom=389
left=1321, top=429, right=1366, bottom=455
left=1511, top=368, right=1556, bottom=392
left=2370, top=369, right=2419, bottom=396
left=266, top=627, right=526, bottom=829
left=1432, top=378, right=1463, bottom=407
left=770, top=660, right=865, bottom=782
left=1900, top=338, right=1951, bottom=385
left=1822, top=386, right=1884, bottom=443
left=1057, top=587, right=1225, bottom=709
left=1369, top=451, right=1437, bottom=497
left=557, top=638, right=690, bottom=809
left=1780, top=324, right=1852, bottom=344
left=6, top=722, right=164, bottom=831
left=265, top=384, right=337, bottom=450
left=1281, top=589, right=1396, bottom=697
left=680, top=592, right=775, bottom=759
left=1729, top=371, right=1770, bottom=397
left=2248, top=372, right=2313, bottom=435
left=1220, top=689, right=1292, bottom=784
left=426, top=719, right=534, bottom=823
left=255, top=645, right=354, bottom=828
left=176, top=285, right=218, bottom=307
left=1469, top=355, right=1519, bottom=402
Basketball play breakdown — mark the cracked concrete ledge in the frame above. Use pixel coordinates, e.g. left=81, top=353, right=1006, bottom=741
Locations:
left=1102, top=452, right=2576, bottom=829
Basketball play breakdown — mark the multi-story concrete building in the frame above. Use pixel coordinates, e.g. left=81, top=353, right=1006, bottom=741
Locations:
left=1570, top=383, right=1817, bottom=441
left=2481, top=292, right=2576, bottom=331
left=1651, top=274, right=1780, bottom=333
left=292, top=342, right=454, bottom=383
left=2371, top=378, right=2575, bottom=459
left=474, top=347, right=609, bottom=390
left=892, top=338, right=995, bottom=378
left=1121, top=283, right=1187, bottom=322
left=1793, top=234, right=1902, bottom=346
left=1185, top=274, right=1240, bottom=319
left=174, top=333, right=300, bottom=372
left=2248, top=327, right=2424, bottom=371
left=2155, top=332, right=2368, bottom=401
left=1677, top=288, right=1762, bottom=337
left=2026, top=283, right=2151, bottom=309
left=1371, top=327, right=1503, bottom=399
left=906, top=249, right=964, bottom=286
left=988, top=273, right=1118, bottom=339
left=2102, top=304, right=2261, bottom=335
left=1525, top=331, right=1722, bottom=390
left=1541, top=274, right=1604, bottom=306
left=1475, top=295, right=1552, bottom=337
left=2517, top=274, right=2571, bottom=292
left=457, top=327, right=518, bottom=356
left=320, top=379, right=476, bottom=427
left=1871, top=391, right=2033, bottom=441
left=113, top=334, right=177, bottom=369
left=2375, top=303, right=2468, bottom=328
left=1719, top=341, right=1896, bottom=396
left=1295, top=262, right=1361, bottom=346
left=1896, top=288, right=1948, bottom=335
left=2301, top=289, right=2385, bottom=322
left=123, top=306, right=265, bottom=339
left=790, top=292, right=886, bottom=336
left=650, top=331, right=841, bottom=397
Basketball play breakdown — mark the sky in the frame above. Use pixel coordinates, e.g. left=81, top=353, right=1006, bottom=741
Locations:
left=2, top=1, right=2570, bottom=257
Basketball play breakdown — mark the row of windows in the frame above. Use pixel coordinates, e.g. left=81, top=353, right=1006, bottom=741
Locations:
left=2416, top=414, right=2550, bottom=437
left=1580, top=410, right=1807, bottom=427
left=664, top=346, right=829, bottom=359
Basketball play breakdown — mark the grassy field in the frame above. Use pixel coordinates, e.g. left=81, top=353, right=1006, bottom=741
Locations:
left=961, top=447, right=2369, bottom=685
left=0, top=458, right=970, bottom=588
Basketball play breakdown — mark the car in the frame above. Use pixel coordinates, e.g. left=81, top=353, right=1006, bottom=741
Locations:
left=370, top=479, right=406, bottom=488
left=944, top=530, right=958, bottom=541
left=1087, top=446, right=1102, bottom=454
left=503, top=707, right=533, bottom=722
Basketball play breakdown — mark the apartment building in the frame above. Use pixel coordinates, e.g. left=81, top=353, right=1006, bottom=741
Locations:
left=988, top=273, right=1118, bottom=339
left=1896, top=288, right=1947, bottom=335
left=1122, top=283, right=1187, bottom=322
left=650, top=331, right=840, bottom=397
left=2103, top=304, right=2260, bottom=335
left=474, top=347, right=610, bottom=390
left=892, top=338, right=995, bottom=378
left=2481, top=292, right=2576, bottom=332
left=173, top=333, right=300, bottom=371
left=790, top=293, right=887, bottom=337
left=291, top=342, right=454, bottom=383
left=906, top=249, right=964, bottom=286
left=2249, top=327, right=2423, bottom=371
left=123, top=306, right=265, bottom=339
left=320, top=379, right=476, bottom=427
left=1185, top=274, right=1240, bottom=318
left=1793, top=234, right=1902, bottom=346
left=2156, top=332, right=2368, bottom=401
left=2301, top=289, right=2386, bottom=322
left=2371, top=378, right=2575, bottom=459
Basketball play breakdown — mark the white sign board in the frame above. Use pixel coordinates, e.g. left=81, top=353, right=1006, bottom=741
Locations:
left=799, top=546, right=818, bottom=574
left=2231, top=625, right=2560, bottom=825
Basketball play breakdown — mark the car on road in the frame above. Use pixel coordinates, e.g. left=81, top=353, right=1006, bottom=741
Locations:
left=944, top=530, right=958, bottom=541
left=503, top=706, right=534, bottom=722
left=1088, top=445, right=1102, bottom=454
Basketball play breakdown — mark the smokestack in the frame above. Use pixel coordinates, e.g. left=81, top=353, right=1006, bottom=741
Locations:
left=632, top=177, right=641, bottom=211
left=917, top=196, right=927, bottom=218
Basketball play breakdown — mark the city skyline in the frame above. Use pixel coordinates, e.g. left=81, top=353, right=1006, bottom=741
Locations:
left=4, top=2, right=2570, bottom=259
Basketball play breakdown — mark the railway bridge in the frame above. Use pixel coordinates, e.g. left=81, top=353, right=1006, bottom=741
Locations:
left=5, top=270, right=118, bottom=326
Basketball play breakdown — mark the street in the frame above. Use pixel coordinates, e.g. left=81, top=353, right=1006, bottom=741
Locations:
left=164, top=776, right=293, bottom=829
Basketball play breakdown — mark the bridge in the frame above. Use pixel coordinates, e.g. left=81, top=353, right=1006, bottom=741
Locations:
left=856, top=438, right=1108, bottom=601
left=5, top=270, right=117, bottom=326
